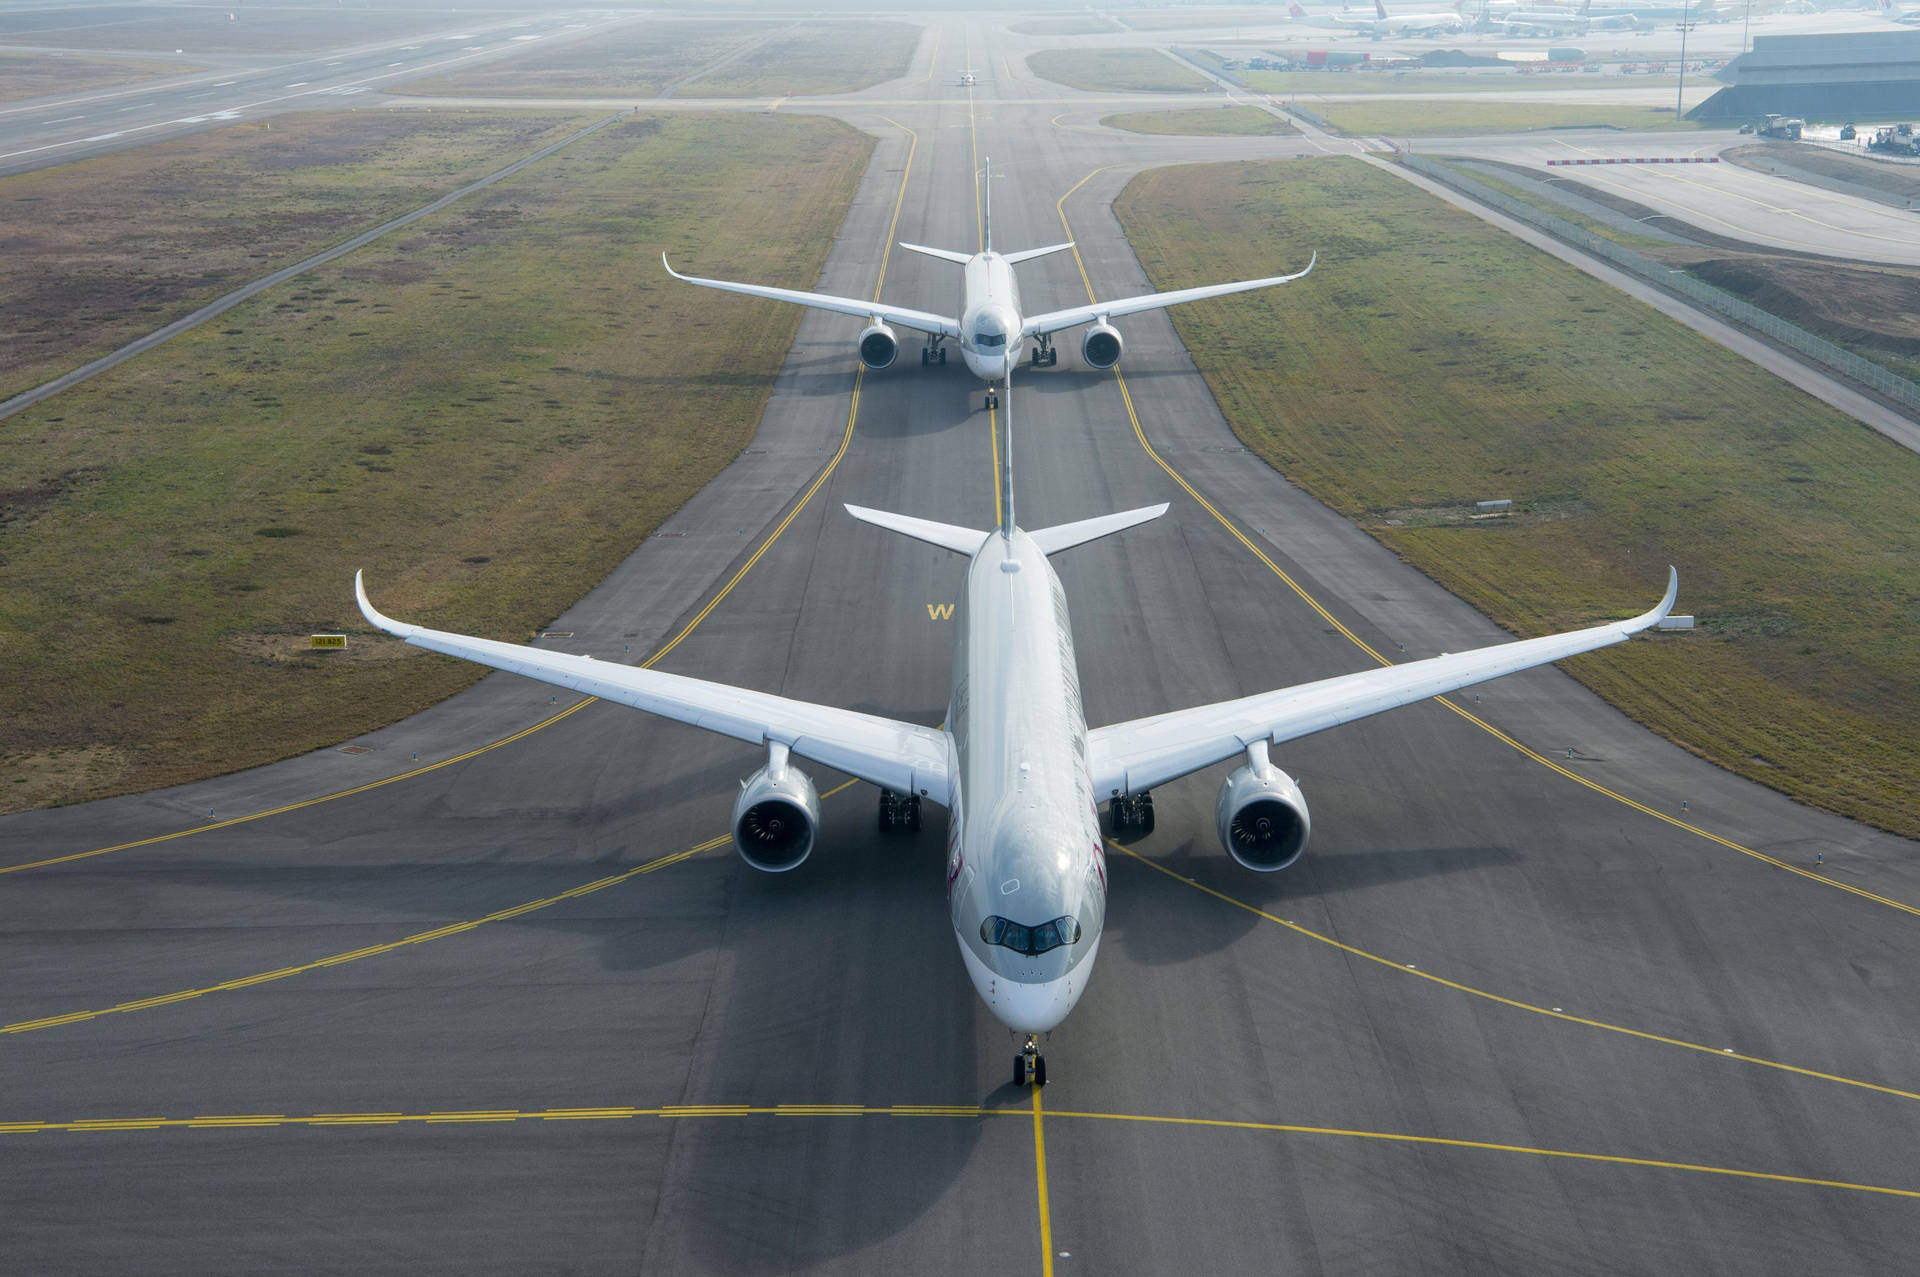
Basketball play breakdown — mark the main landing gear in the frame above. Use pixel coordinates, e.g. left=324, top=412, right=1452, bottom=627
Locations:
left=920, top=335, right=948, bottom=367
left=1029, top=335, right=1058, bottom=367
left=1014, top=1035, right=1047, bottom=1088
left=1109, top=790, right=1155, bottom=837
left=878, top=787, right=921, bottom=832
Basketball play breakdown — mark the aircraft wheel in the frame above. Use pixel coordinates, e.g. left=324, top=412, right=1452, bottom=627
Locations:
left=905, top=795, right=922, bottom=831
left=1014, top=1055, right=1029, bottom=1087
left=939, top=349, right=947, bottom=365
left=1033, top=1056, right=1047, bottom=1087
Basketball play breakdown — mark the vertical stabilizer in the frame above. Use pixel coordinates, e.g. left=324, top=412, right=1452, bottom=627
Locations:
left=999, top=370, right=1015, bottom=537
left=982, top=156, right=993, bottom=254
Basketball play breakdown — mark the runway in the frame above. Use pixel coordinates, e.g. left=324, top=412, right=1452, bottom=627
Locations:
left=4, top=14, right=1920, bottom=1273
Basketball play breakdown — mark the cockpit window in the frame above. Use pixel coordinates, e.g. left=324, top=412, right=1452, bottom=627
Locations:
left=981, top=914, right=1082, bottom=956
left=973, top=331, right=1006, bottom=349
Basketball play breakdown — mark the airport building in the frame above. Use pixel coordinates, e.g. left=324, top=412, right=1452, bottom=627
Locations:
left=1691, top=29, right=1920, bottom=120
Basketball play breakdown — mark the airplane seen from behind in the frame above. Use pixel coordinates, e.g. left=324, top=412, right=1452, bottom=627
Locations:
left=663, top=160, right=1314, bottom=408
left=354, top=374, right=1679, bottom=1087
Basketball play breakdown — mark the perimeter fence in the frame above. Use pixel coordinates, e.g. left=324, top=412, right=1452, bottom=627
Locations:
left=1399, top=153, right=1920, bottom=415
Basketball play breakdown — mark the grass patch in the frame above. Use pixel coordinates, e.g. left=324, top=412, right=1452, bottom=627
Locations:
left=0, top=3, right=474, bottom=53
left=678, top=21, right=922, bottom=97
left=0, top=51, right=202, bottom=101
left=0, top=112, right=873, bottom=813
left=1317, top=100, right=1706, bottom=136
left=397, top=21, right=774, bottom=99
left=399, top=21, right=922, bottom=99
left=1103, top=105, right=1296, bottom=137
left=1112, top=157, right=1920, bottom=837
left=1242, top=70, right=1681, bottom=94
left=0, top=111, right=605, bottom=403
left=1026, top=49, right=1214, bottom=95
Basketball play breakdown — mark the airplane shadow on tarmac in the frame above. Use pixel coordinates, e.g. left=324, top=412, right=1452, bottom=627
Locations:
left=1105, top=836, right=1521, bottom=968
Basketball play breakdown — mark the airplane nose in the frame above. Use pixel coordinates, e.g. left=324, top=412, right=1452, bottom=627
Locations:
left=958, top=936, right=1100, bottom=1034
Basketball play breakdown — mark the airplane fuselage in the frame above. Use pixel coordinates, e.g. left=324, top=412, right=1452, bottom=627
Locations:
left=957, top=251, right=1025, bottom=384
left=943, top=527, right=1105, bottom=1034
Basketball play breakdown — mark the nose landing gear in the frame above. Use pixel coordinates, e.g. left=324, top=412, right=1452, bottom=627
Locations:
left=984, top=383, right=999, bottom=411
left=1014, top=1034, right=1047, bottom=1087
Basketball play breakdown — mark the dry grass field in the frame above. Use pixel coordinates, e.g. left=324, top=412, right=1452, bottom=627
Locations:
left=397, top=21, right=922, bottom=99
left=0, top=2, right=471, bottom=53
left=0, top=112, right=604, bottom=403
left=0, top=112, right=873, bottom=812
left=1314, top=99, right=1706, bottom=136
left=1112, top=157, right=1920, bottom=836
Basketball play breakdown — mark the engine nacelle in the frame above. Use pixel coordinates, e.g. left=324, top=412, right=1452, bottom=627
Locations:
left=1215, top=762, right=1311, bottom=872
left=1081, top=322, right=1123, bottom=370
left=857, top=322, right=899, bottom=370
left=731, top=760, right=821, bottom=872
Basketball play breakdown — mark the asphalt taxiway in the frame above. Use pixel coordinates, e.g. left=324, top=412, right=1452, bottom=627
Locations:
left=4, top=14, right=1919, bottom=1274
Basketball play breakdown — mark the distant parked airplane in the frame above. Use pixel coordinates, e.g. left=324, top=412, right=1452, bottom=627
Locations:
left=665, top=160, right=1314, bottom=408
left=355, top=374, right=1677, bottom=1086
left=1290, top=0, right=1466, bottom=35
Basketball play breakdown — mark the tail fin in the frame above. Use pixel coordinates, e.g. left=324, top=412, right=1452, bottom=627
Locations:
left=1375, top=0, right=1388, bottom=17
left=844, top=503, right=1167, bottom=556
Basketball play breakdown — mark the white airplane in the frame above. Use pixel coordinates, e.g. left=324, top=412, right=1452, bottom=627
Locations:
left=353, top=376, right=1679, bottom=1086
left=959, top=68, right=978, bottom=86
left=663, top=161, right=1315, bottom=408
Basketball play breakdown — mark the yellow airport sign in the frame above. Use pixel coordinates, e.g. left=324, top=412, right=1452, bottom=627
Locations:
left=310, top=634, right=347, bottom=650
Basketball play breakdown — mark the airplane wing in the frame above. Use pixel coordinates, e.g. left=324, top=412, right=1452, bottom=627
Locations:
left=355, top=573, right=951, bottom=801
left=1085, top=569, right=1676, bottom=798
left=663, top=254, right=960, bottom=340
left=1021, top=253, right=1315, bottom=339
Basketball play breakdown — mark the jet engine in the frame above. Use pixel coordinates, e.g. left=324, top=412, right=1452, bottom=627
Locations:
left=1081, top=322, right=1123, bottom=370
left=858, top=322, right=899, bottom=370
left=732, top=756, right=821, bottom=872
left=1215, top=761, right=1310, bottom=872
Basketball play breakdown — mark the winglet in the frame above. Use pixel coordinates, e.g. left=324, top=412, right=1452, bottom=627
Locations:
left=1624, top=566, right=1679, bottom=633
left=661, top=252, right=689, bottom=282
left=354, top=571, right=421, bottom=639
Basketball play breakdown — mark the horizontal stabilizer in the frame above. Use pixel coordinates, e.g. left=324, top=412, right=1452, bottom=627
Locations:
left=1002, top=241, right=1076, bottom=265
left=844, top=505, right=989, bottom=555
left=898, top=242, right=973, bottom=265
left=1028, top=504, right=1169, bottom=555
